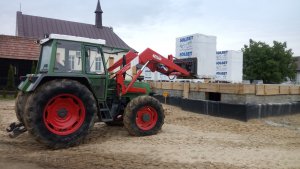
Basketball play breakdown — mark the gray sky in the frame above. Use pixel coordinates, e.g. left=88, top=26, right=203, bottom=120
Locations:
left=0, top=0, right=299, bottom=56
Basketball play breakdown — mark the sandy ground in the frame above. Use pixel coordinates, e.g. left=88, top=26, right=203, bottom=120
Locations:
left=0, top=99, right=299, bottom=169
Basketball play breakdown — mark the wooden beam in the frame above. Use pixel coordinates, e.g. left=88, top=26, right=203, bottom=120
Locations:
left=189, top=83, right=199, bottom=91
left=264, top=85, right=280, bottom=95
left=290, top=86, right=300, bottom=95
left=199, top=83, right=220, bottom=93
left=256, top=85, right=265, bottom=95
left=183, top=83, right=190, bottom=98
left=161, top=82, right=173, bottom=90
left=279, top=85, right=290, bottom=95
left=172, top=82, right=184, bottom=90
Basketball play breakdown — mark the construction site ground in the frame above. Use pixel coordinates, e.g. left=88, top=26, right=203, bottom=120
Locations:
left=0, top=99, right=299, bottom=169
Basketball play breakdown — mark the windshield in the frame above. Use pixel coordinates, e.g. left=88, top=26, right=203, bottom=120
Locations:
left=54, top=40, right=82, bottom=72
left=39, top=43, right=52, bottom=72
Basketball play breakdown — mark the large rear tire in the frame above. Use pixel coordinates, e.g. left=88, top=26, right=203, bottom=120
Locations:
left=15, top=91, right=30, bottom=123
left=123, top=96, right=164, bottom=136
left=24, top=79, right=97, bottom=149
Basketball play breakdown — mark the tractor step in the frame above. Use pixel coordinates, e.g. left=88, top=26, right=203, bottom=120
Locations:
left=99, top=102, right=120, bottom=122
left=99, top=102, right=113, bottom=121
left=6, top=122, right=27, bottom=138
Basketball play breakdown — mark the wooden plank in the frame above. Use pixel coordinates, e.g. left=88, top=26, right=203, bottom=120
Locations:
left=199, top=83, right=219, bottom=92
left=172, top=82, right=184, bottom=90
left=239, top=84, right=255, bottom=94
left=219, top=84, right=240, bottom=94
left=155, top=82, right=162, bottom=89
left=256, top=85, right=265, bottom=95
left=148, top=82, right=155, bottom=89
left=189, top=83, right=199, bottom=91
left=264, top=85, right=280, bottom=95
left=290, top=86, right=300, bottom=95
left=183, top=83, right=190, bottom=98
left=279, top=85, right=290, bottom=95
left=161, top=82, right=173, bottom=90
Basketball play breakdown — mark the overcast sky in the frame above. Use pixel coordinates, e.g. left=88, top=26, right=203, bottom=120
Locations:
left=0, top=0, right=299, bottom=56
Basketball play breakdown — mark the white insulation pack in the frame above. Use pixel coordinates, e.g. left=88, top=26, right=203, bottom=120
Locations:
left=175, top=33, right=217, bottom=78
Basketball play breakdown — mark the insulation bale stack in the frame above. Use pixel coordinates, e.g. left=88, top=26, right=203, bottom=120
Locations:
left=176, top=33, right=217, bottom=78
left=143, top=67, right=174, bottom=81
left=216, top=50, right=243, bottom=83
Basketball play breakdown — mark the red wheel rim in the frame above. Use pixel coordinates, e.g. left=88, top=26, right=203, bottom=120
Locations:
left=136, top=106, right=158, bottom=131
left=43, top=94, right=86, bottom=136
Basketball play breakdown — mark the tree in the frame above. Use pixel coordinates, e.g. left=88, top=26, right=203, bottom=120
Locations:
left=6, top=64, right=15, bottom=90
left=242, top=39, right=296, bottom=83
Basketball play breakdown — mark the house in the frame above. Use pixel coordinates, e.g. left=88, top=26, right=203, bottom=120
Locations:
left=0, top=35, right=39, bottom=87
left=16, top=0, right=133, bottom=52
left=0, top=0, right=135, bottom=88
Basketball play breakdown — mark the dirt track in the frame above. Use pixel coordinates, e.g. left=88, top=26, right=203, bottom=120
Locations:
left=0, top=99, right=300, bottom=169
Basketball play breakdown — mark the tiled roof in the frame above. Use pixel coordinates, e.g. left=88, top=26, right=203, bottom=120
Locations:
left=0, top=35, right=39, bottom=60
left=16, top=12, right=134, bottom=51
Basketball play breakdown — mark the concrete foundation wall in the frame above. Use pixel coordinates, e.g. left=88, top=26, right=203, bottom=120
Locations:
left=152, top=82, right=300, bottom=121
left=153, top=95, right=300, bottom=121
left=222, top=94, right=300, bottom=104
left=153, top=89, right=300, bottom=104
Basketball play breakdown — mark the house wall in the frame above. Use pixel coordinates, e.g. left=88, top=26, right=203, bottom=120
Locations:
left=103, top=51, right=135, bottom=80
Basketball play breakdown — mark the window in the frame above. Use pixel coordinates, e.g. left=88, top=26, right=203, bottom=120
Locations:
left=69, top=55, right=75, bottom=70
left=86, top=47, right=104, bottom=74
left=39, top=43, right=52, bottom=72
left=95, top=57, right=102, bottom=71
left=54, top=41, right=82, bottom=72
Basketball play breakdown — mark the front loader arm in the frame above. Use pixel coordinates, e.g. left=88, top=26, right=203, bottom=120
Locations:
left=108, top=48, right=190, bottom=96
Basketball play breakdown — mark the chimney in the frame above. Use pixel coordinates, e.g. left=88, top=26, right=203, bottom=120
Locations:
left=95, top=0, right=103, bottom=28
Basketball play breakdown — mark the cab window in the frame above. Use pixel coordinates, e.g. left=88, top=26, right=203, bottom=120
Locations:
left=39, top=42, right=52, bottom=72
left=54, top=41, right=82, bottom=72
left=86, top=47, right=105, bottom=74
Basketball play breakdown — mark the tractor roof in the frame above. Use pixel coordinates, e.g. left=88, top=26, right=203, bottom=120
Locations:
left=40, top=34, right=106, bottom=45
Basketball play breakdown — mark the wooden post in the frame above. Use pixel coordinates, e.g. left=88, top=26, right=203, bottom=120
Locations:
left=183, top=83, right=190, bottom=99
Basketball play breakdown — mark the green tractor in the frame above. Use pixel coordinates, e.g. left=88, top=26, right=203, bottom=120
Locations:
left=8, top=34, right=190, bottom=149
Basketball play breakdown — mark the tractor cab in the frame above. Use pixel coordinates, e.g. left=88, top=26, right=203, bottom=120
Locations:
left=18, top=34, right=113, bottom=101
left=38, top=34, right=106, bottom=75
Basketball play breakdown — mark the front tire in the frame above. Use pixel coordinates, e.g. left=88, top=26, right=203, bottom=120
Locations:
left=123, top=96, right=164, bottom=136
left=24, top=79, right=97, bottom=149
